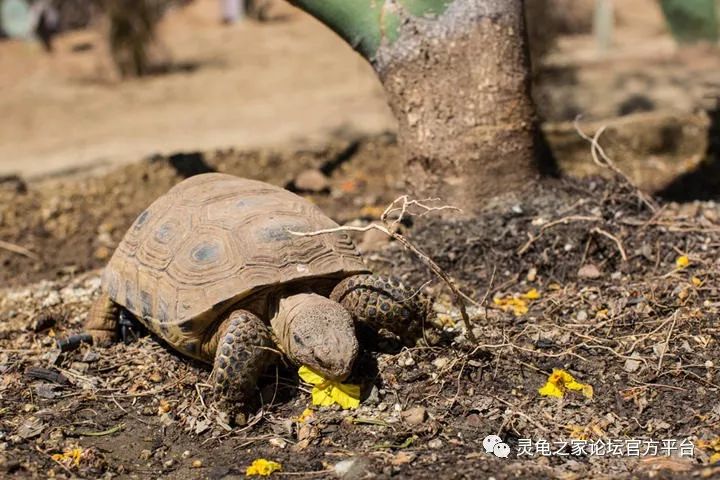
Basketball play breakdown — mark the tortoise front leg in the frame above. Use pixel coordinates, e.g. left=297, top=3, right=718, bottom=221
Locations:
left=209, top=310, right=275, bottom=421
left=330, top=274, right=428, bottom=345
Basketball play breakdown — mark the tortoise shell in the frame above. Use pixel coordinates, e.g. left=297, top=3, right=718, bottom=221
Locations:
left=102, top=173, right=367, bottom=358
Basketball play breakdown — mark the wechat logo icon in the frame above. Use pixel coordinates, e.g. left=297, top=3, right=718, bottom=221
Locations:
left=483, top=434, right=511, bottom=458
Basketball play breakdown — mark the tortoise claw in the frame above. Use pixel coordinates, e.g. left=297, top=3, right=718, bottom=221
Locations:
left=118, top=310, right=143, bottom=344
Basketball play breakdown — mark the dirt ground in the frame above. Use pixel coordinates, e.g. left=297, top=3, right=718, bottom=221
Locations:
left=3, top=155, right=720, bottom=479
left=2, top=1, right=720, bottom=479
left=0, top=0, right=393, bottom=178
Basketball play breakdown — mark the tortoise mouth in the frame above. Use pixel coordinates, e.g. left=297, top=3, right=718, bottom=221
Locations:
left=311, top=347, right=353, bottom=382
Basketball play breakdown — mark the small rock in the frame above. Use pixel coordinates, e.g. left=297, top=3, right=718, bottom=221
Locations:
left=192, top=459, right=203, bottom=468
left=333, top=457, right=372, bottom=480
left=432, top=357, right=449, bottom=370
left=163, top=458, right=174, bottom=469
left=294, top=169, right=329, bottom=193
left=364, top=385, right=380, bottom=405
left=427, top=438, right=443, bottom=449
left=139, top=449, right=152, bottom=461
left=624, top=352, right=642, bottom=373
left=576, top=310, right=588, bottom=322
left=181, top=450, right=191, bottom=459
left=400, top=356, right=415, bottom=367
left=401, top=406, right=427, bottom=426
left=269, top=438, right=287, bottom=449
left=578, top=264, right=601, bottom=279
left=526, top=267, right=537, bottom=282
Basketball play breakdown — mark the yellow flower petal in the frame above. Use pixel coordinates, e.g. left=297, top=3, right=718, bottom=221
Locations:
left=51, top=447, right=83, bottom=467
left=246, top=459, right=282, bottom=476
left=538, top=369, right=593, bottom=399
left=330, top=383, right=361, bottom=409
left=692, top=276, right=703, bottom=287
left=298, top=366, right=326, bottom=385
left=310, top=384, right=336, bottom=407
left=711, top=452, right=720, bottom=464
left=676, top=255, right=690, bottom=268
left=299, top=366, right=361, bottom=409
left=296, top=408, right=314, bottom=423
left=523, top=288, right=541, bottom=300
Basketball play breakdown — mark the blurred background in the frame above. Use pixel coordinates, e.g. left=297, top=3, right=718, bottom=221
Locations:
left=1, top=0, right=720, bottom=196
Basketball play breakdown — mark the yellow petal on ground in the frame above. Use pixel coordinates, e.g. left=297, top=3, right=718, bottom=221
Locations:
left=246, top=459, right=282, bottom=476
left=51, top=447, right=83, bottom=467
left=296, top=408, right=314, bottom=423
left=692, top=276, right=703, bottom=287
left=298, top=366, right=326, bottom=385
left=711, top=453, right=720, bottom=464
left=523, top=288, right=541, bottom=300
left=298, top=366, right=361, bottom=409
left=330, top=383, right=361, bottom=409
left=676, top=255, right=690, bottom=268
left=539, top=369, right=593, bottom=399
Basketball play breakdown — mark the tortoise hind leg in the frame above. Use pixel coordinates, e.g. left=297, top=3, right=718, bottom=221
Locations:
left=330, top=274, right=429, bottom=345
left=208, top=310, right=275, bottom=423
left=84, top=293, right=120, bottom=346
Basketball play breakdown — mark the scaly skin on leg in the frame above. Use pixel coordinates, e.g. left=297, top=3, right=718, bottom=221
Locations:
left=84, top=293, right=120, bottom=346
left=330, top=274, right=428, bottom=344
left=209, top=310, right=275, bottom=417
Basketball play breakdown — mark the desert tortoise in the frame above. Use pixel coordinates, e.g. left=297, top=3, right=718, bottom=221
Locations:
left=84, top=173, right=426, bottom=413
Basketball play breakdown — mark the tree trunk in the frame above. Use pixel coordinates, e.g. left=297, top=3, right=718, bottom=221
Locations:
left=289, top=0, right=545, bottom=212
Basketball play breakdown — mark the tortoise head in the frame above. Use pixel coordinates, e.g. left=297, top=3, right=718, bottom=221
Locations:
left=271, top=293, right=358, bottom=381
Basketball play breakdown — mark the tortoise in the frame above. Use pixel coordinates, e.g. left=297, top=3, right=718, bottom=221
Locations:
left=83, top=173, right=426, bottom=414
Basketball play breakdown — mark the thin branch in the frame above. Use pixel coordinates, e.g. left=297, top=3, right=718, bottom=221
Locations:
left=0, top=239, right=39, bottom=260
left=591, top=227, right=628, bottom=262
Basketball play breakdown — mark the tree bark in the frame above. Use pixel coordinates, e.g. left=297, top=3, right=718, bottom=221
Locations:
left=290, top=0, right=546, bottom=213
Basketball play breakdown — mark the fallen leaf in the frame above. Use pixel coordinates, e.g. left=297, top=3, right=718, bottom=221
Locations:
left=246, top=458, right=282, bottom=476
left=539, top=369, right=593, bottom=399
left=298, top=366, right=360, bottom=409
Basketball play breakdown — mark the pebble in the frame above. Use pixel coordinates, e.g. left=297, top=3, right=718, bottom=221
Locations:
left=139, top=449, right=152, bottom=461
left=163, top=459, right=174, bottom=468
left=192, top=460, right=203, bottom=468
left=400, top=356, right=415, bottom=367
left=432, top=357, right=449, bottom=370
left=401, top=406, right=427, bottom=426
left=427, top=438, right=443, bottom=449
left=294, top=169, right=329, bottom=192
left=624, top=352, right=642, bottom=373
left=578, top=264, right=601, bottom=279
left=333, top=457, right=372, bottom=479
left=526, top=267, right=537, bottom=282
left=576, top=310, right=588, bottom=322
